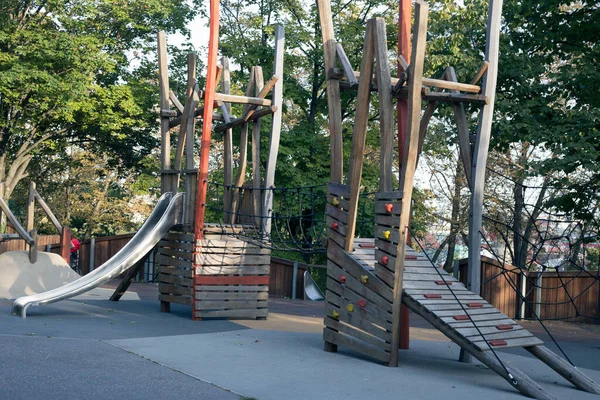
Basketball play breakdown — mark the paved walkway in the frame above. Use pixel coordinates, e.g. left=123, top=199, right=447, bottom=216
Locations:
left=1, top=283, right=599, bottom=400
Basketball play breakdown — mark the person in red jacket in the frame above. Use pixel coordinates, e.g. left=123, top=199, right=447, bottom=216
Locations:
left=70, top=238, right=81, bottom=274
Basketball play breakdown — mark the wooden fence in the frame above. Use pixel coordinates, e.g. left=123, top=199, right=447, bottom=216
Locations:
left=0, top=234, right=61, bottom=254
left=458, top=257, right=600, bottom=324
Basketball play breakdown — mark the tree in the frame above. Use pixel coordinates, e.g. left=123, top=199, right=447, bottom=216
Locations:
left=0, top=0, right=199, bottom=204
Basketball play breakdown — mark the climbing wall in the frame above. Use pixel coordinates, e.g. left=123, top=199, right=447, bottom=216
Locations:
left=324, top=183, right=395, bottom=363
left=193, top=226, right=270, bottom=319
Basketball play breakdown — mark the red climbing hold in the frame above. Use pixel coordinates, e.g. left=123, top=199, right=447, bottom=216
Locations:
left=489, top=339, right=507, bottom=347
left=453, top=315, right=470, bottom=321
left=339, top=275, right=346, bottom=284
left=435, top=280, right=451, bottom=286
left=385, top=203, right=393, bottom=213
left=466, top=303, right=484, bottom=308
left=496, top=324, right=513, bottom=330
left=358, top=243, right=375, bottom=248
left=423, top=293, right=442, bottom=299
left=358, top=299, right=366, bottom=308
left=381, top=256, right=389, bottom=265
left=331, top=222, right=339, bottom=230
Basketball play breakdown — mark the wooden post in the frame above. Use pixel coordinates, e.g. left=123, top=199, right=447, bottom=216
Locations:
left=230, top=69, right=256, bottom=224
left=262, top=25, right=285, bottom=236
left=390, top=0, right=428, bottom=368
left=446, top=67, right=473, bottom=187
left=222, top=56, right=234, bottom=222
left=535, top=272, right=542, bottom=317
left=252, top=67, right=264, bottom=229
left=317, top=0, right=343, bottom=184
left=28, top=229, right=37, bottom=264
left=467, top=0, right=503, bottom=295
left=173, top=53, right=198, bottom=193
left=374, top=19, right=394, bottom=192
left=27, top=181, right=35, bottom=232
left=345, top=20, right=375, bottom=252
left=61, top=226, right=71, bottom=263
left=89, top=237, right=95, bottom=272
left=398, top=0, right=413, bottom=351
left=158, top=31, right=172, bottom=194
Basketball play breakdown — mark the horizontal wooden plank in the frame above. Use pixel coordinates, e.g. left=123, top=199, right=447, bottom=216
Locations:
left=323, top=328, right=389, bottom=363
left=327, top=182, right=351, bottom=199
left=373, top=263, right=395, bottom=288
left=197, top=237, right=258, bottom=247
left=195, top=285, right=269, bottom=292
left=466, top=329, right=534, bottom=342
left=327, top=216, right=349, bottom=237
left=328, top=229, right=347, bottom=249
left=325, top=317, right=391, bottom=351
left=374, top=214, right=400, bottom=228
left=158, top=265, right=193, bottom=278
left=195, top=265, right=270, bottom=275
left=157, top=247, right=193, bottom=261
left=165, top=232, right=195, bottom=242
left=327, top=194, right=350, bottom=210
left=403, top=273, right=458, bottom=282
left=195, top=275, right=269, bottom=285
left=195, top=291, right=269, bottom=300
left=374, top=225, right=400, bottom=244
left=374, top=239, right=398, bottom=256
left=159, top=283, right=192, bottom=296
left=156, top=254, right=193, bottom=269
left=375, top=201, right=402, bottom=215
left=159, top=294, right=192, bottom=306
left=159, top=239, right=194, bottom=251
left=157, top=273, right=193, bottom=287
left=327, top=263, right=393, bottom=307
left=326, top=204, right=349, bottom=225
left=195, top=300, right=268, bottom=310
left=433, top=308, right=500, bottom=317
left=328, top=245, right=392, bottom=299
left=194, top=308, right=268, bottom=319
left=326, top=291, right=392, bottom=331
left=442, top=313, right=508, bottom=325
left=196, top=253, right=270, bottom=266
left=455, top=325, right=524, bottom=337
left=472, top=336, right=543, bottom=351
left=327, top=278, right=393, bottom=318
left=423, top=303, right=494, bottom=311
left=403, top=267, right=444, bottom=275
left=403, top=281, right=468, bottom=290
left=199, top=246, right=271, bottom=255
left=324, top=303, right=391, bottom=343
left=375, top=191, right=403, bottom=200
left=444, top=318, right=516, bottom=330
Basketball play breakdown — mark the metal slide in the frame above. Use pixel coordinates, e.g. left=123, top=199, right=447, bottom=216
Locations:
left=13, top=192, right=185, bottom=318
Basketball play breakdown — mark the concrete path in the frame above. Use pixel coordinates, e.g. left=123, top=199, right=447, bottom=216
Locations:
left=1, top=283, right=599, bottom=400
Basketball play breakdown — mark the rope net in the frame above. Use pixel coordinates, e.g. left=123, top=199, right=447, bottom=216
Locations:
left=203, top=181, right=377, bottom=253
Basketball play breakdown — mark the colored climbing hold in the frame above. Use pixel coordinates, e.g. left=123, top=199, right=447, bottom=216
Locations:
left=496, top=324, right=513, bottom=330
left=358, top=299, right=366, bottom=308
left=346, top=303, right=354, bottom=312
left=435, top=280, right=452, bottom=286
left=423, top=293, right=442, bottom=299
left=467, top=302, right=484, bottom=308
left=385, top=203, right=393, bottom=213
left=453, top=315, right=470, bottom=321
left=339, top=275, right=346, bottom=284
left=360, top=275, right=368, bottom=284
left=332, top=197, right=340, bottom=206
left=381, top=255, right=389, bottom=265
left=383, top=230, right=391, bottom=239
left=489, top=339, right=507, bottom=347
left=332, top=310, right=340, bottom=318
left=331, top=222, right=339, bottom=230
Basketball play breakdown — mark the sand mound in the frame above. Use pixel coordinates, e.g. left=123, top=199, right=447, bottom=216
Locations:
left=0, top=251, right=80, bottom=299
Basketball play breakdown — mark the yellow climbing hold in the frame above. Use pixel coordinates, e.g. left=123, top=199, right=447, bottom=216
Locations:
left=346, top=303, right=355, bottom=312
left=360, top=275, right=369, bottom=284
left=383, top=230, right=391, bottom=239
left=332, top=197, right=340, bottom=206
left=332, top=310, right=340, bottom=318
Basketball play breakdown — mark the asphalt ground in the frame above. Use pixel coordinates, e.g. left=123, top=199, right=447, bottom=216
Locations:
left=1, top=283, right=599, bottom=400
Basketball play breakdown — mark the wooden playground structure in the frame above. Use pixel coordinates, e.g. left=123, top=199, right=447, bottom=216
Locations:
left=151, top=10, right=285, bottom=319
left=316, top=0, right=600, bottom=399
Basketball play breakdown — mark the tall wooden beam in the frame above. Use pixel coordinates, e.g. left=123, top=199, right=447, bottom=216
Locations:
left=447, top=67, right=473, bottom=187
left=252, top=67, right=264, bottom=229
left=173, top=53, right=197, bottom=193
left=467, top=0, right=503, bottom=297
left=194, top=0, right=220, bottom=244
left=262, top=25, right=285, bottom=236
left=374, top=19, right=394, bottom=193
left=157, top=31, right=171, bottom=194
left=230, top=69, right=256, bottom=224
left=317, top=0, right=343, bottom=183
left=345, top=19, right=375, bottom=252
left=222, top=57, right=233, bottom=220
left=27, top=181, right=35, bottom=232
left=390, top=0, right=428, bottom=368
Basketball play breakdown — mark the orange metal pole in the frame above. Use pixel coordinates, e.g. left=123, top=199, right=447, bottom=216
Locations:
left=398, top=0, right=412, bottom=351
left=194, top=0, right=220, bottom=243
